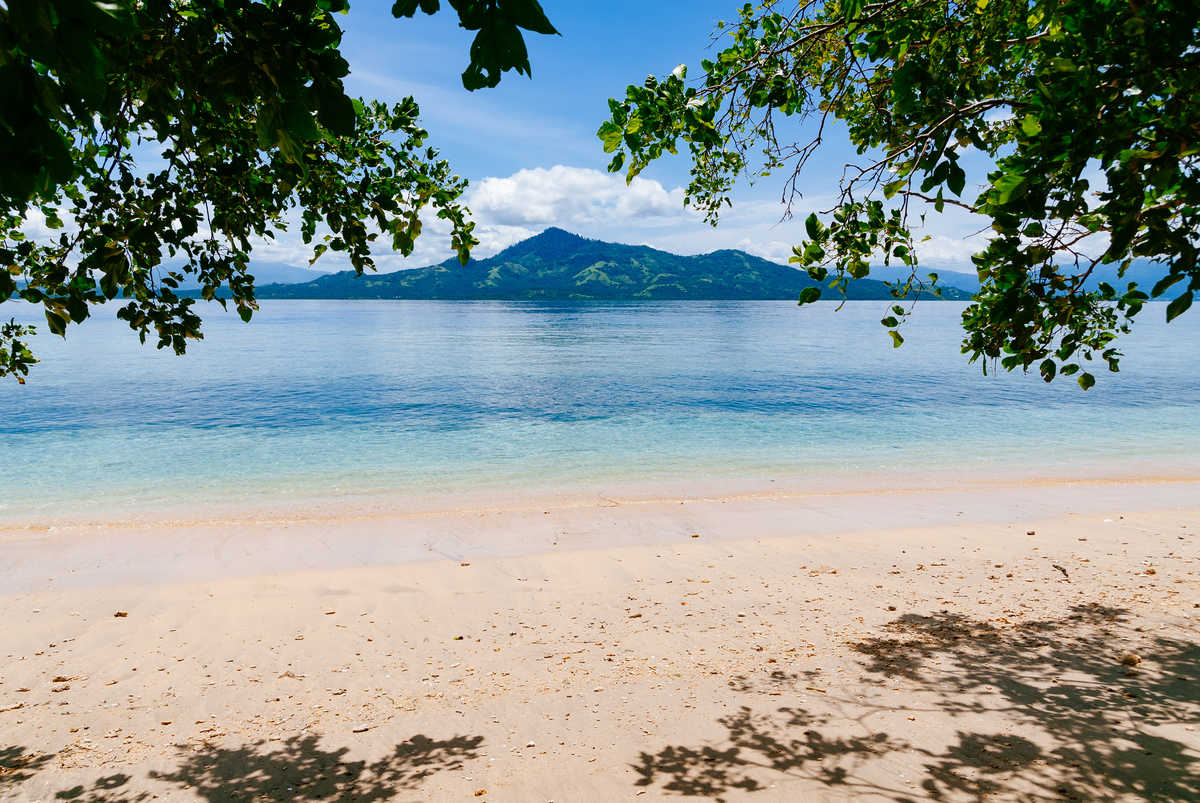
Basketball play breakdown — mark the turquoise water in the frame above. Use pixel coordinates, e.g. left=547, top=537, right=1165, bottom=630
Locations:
left=1, top=300, right=1197, bottom=522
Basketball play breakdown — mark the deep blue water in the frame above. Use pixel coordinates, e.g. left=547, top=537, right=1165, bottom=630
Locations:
left=2, top=300, right=1197, bottom=521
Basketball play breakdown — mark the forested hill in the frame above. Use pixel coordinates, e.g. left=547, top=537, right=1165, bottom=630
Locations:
left=252, top=227, right=970, bottom=301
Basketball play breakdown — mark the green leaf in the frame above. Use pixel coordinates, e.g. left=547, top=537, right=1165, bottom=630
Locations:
left=801, top=242, right=825, bottom=263
left=44, top=310, right=67, bottom=337
left=391, top=0, right=438, bottom=17
left=883, top=178, right=906, bottom=199
left=1020, top=115, right=1042, bottom=137
left=1077, top=371, right=1095, bottom=390
left=804, top=213, right=821, bottom=240
left=797, top=286, right=822, bottom=305
left=991, top=173, right=1026, bottom=205
left=1151, top=272, right=1183, bottom=297
left=284, top=100, right=321, bottom=142
left=1166, top=290, right=1193, bottom=322
left=1039, top=359, right=1056, bottom=382
left=316, top=84, right=356, bottom=136
left=888, top=330, right=904, bottom=348
left=276, top=131, right=305, bottom=165
left=597, top=121, right=623, bottom=153
left=501, top=0, right=558, bottom=35
left=66, top=293, right=89, bottom=323
left=947, top=163, right=965, bottom=196
left=255, top=104, right=282, bottom=150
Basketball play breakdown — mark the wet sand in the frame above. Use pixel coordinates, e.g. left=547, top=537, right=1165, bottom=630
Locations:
left=2, top=478, right=1199, bottom=801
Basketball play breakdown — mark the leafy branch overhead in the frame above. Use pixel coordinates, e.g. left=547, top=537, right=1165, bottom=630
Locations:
left=0, top=0, right=556, bottom=381
left=600, top=0, right=1200, bottom=388
left=393, top=0, right=558, bottom=90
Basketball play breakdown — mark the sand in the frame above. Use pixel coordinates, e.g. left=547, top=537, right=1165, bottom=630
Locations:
left=2, top=476, right=1198, bottom=801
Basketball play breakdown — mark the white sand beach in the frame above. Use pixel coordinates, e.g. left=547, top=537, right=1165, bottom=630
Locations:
left=2, top=475, right=1199, bottom=801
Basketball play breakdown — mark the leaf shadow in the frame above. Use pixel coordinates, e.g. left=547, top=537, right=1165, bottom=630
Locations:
left=633, top=603, right=1200, bottom=801
left=147, top=733, right=483, bottom=801
left=36, top=732, right=482, bottom=802
left=632, top=705, right=907, bottom=802
left=1, top=745, right=54, bottom=792
left=850, top=603, right=1200, bottom=801
left=55, top=773, right=149, bottom=802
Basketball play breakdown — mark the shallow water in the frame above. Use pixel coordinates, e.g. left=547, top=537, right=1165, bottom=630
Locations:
left=2, top=300, right=1197, bottom=522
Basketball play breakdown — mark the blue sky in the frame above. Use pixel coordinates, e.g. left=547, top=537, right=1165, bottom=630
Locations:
left=272, top=3, right=991, bottom=272
left=341, top=2, right=754, bottom=181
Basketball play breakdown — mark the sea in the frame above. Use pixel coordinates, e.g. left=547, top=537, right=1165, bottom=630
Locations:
left=2, top=300, right=1197, bottom=524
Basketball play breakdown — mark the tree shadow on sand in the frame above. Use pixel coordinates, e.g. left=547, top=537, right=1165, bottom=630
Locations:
left=634, top=603, right=1200, bottom=801
left=46, top=733, right=482, bottom=802
left=1, top=745, right=54, bottom=792
left=632, top=705, right=906, bottom=800
left=852, top=603, right=1200, bottom=800
left=54, top=773, right=150, bottom=802
left=148, top=733, right=483, bottom=802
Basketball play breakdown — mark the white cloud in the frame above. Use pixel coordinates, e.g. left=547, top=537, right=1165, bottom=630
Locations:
left=467, top=165, right=687, bottom=226
left=913, top=234, right=989, bottom=266
left=469, top=223, right=540, bottom=255
left=735, top=238, right=798, bottom=264
left=19, top=207, right=72, bottom=245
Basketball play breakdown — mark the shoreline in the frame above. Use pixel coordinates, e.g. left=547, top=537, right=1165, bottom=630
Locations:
left=4, top=459, right=1198, bottom=533
left=2, top=476, right=1197, bottom=800
left=4, top=474, right=1200, bottom=597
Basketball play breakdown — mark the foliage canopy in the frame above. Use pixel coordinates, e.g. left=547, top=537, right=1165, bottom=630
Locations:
left=0, top=0, right=556, bottom=381
left=601, top=0, right=1199, bottom=387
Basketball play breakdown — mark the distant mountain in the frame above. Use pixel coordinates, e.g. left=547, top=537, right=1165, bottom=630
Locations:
left=1055, top=260, right=1173, bottom=294
left=869, top=264, right=982, bottom=293
left=239, top=261, right=331, bottom=286
left=13, top=260, right=328, bottom=295
left=871, top=260, right=1173, bottom=296
left=161, top=260, right=328, bottom=289
left=252, top=228, right=970, bottom=301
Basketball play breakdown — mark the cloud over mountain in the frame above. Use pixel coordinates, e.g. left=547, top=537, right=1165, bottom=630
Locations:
left=467, top=165, right=687, bottom=226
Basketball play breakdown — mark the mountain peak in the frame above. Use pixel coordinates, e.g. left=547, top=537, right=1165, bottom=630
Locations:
left=537, top=226, right=581, bottom=238
left=529, top=226, right=586, bottom=245
left=493, top=226, right=589, bottom=259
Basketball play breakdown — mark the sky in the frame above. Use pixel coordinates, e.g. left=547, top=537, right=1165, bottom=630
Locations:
left=231, top=3, right=997, bottom=273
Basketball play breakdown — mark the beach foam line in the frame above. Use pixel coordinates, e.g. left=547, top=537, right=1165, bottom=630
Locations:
left=3, top=467, right=1198, bottom=536
left=3, top=473, right=1199, bottom=597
